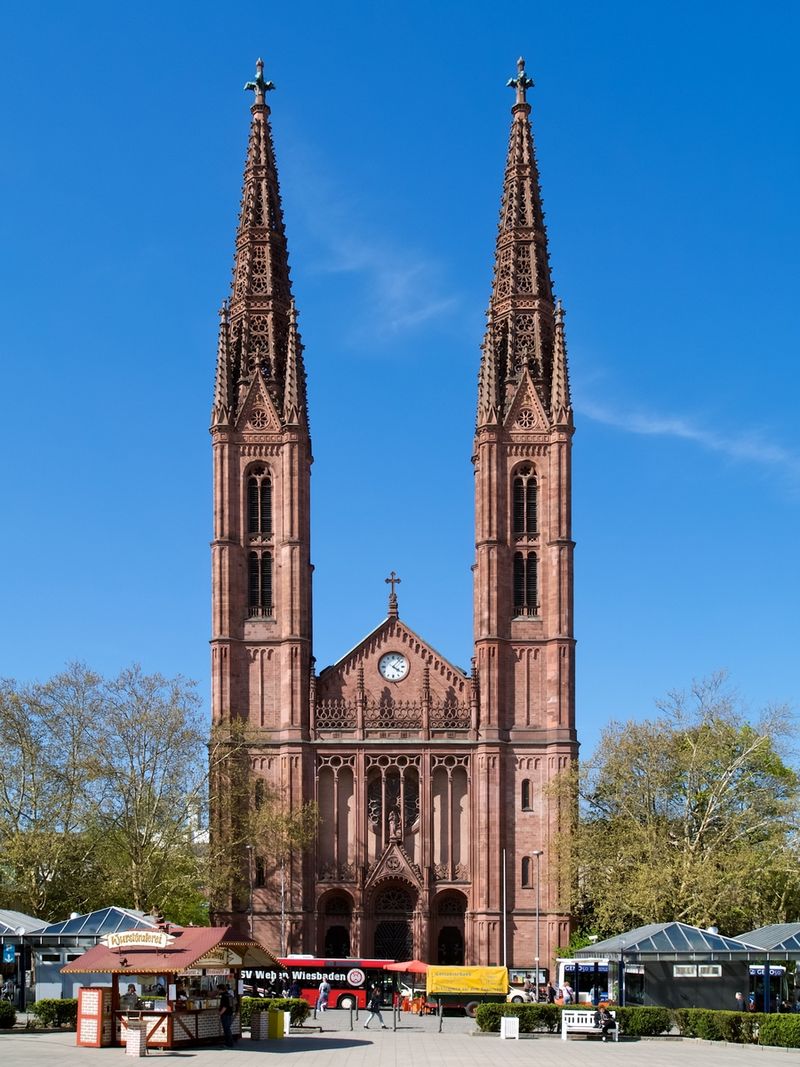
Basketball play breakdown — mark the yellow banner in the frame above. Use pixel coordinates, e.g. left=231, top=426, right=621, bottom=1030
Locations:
left=426, top=966, right=509, bottom=995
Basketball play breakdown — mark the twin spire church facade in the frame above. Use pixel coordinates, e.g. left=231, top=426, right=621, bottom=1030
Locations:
left=210, top=58, right=577, bottom=971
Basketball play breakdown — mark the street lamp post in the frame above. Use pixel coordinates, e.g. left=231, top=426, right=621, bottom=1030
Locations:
left=245, top=845, right=255, bottom=940
left=532, top=850, right=544, bottom=986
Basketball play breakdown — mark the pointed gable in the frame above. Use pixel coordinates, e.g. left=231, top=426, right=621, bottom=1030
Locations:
left=317, top=616, right=468, bottom=706
left=236, top=369, right=282, bottom=432
left=364, top=841, right=423, bottom=892
left=504, top=367, right=551, bottom=432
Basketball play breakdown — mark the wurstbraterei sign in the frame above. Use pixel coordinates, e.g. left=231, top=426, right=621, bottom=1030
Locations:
left=100, top=930, right=176, bottom=950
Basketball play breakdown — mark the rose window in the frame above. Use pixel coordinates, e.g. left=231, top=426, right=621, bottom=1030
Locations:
left=517, top=409, right=535, bottom=429
left=249, top=409, right=269, bottom=429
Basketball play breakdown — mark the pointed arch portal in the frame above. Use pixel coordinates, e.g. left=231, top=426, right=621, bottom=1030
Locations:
left=373, top=885, right=414, bottom=960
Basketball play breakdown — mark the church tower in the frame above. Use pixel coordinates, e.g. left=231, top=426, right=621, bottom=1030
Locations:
left=472, top=58, right=577, bottom=967
left=210, top=60, right=313, bottom=940
left=209, top=58, right=576, bottom=974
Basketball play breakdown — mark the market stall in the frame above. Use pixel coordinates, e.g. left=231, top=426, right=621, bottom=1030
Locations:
left=61, top=925, right=280, bottom=1049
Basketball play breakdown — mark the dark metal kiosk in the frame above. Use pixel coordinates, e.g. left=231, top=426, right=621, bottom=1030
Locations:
left=574, top=921, right=788, bottom=1011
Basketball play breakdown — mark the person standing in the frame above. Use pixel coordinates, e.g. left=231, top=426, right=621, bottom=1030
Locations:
left=546, top=981, right=557, bottom=1004
left=562, top=983, right=575, bottom=1005
left=317, top=977, right=330, bottom=1013
left=735, top=991, right=746, bottom=1011
left=120, top=984, right=139, bottom=1010
left=363, top=988, right=388, bottom=1030
left=218, top=984, right=234, bottom=1048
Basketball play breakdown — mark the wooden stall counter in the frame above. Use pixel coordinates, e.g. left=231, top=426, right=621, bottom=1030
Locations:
left=116, top=1007, right=241, bottom=1047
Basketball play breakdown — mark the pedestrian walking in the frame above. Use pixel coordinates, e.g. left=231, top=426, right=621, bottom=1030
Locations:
left=317, top=977, right=330, bottom=1013
left=363, top=988, right=388, bottom=1029
left=217, top=984, right=235, bottom=1048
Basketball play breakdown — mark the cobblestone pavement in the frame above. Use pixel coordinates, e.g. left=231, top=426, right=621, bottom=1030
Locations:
left=1, top=1011, right=796, bottom=1067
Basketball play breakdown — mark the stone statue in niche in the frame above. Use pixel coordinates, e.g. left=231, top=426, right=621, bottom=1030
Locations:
left=388, top=806, right=402, bottom=842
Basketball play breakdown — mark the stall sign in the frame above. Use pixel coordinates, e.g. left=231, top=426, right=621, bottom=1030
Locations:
left=3, top=945, right=15, bottom=963
left=196, top=948, right=242, bottom=967
left=100, top=930, right=175, bottom=950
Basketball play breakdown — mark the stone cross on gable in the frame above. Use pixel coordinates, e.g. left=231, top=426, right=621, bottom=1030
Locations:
left=244, top=57, right=276, bottom=106
left=507, top=56, right=534, bottom=106
left=385, top=570, right=401, bottom=618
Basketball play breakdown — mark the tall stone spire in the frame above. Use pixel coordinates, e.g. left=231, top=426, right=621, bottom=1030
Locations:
left=550, top=299, right=572, bottom=427
left=212, top=301, right=232, bottom=428
left=476, top=309, right=500, bottom=426
left=226, top=58, right=305, bottom=422
left=282, top=300, right=306, bottom=425
left=477, top=57, right=563, bottom=422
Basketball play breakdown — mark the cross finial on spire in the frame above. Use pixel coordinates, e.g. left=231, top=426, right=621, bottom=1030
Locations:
left=244, top=57, right=275, bottom=106
left=385, top=570, right=401, bottom=618
left=507, top=56, right=534, bottom=106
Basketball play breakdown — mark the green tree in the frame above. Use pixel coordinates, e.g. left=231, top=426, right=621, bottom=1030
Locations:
left=0, top=665, right=106, bottom=916
left=559, top=674, right=800, bottom=936
left=0, top=663, right=211, bottom=923
left=249, top=794, right=318, bottom=954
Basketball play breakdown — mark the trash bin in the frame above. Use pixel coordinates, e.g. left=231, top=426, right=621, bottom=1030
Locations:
left=267, top=1010, right=285, bottom=1039
left=125, top=1019, right=147, bottom=1057
left=251, top=1011, right=269, bottom=1039
left=282, top=1010, right=292, bottom=1037
left=500, top=1016, right=520, bottom=1040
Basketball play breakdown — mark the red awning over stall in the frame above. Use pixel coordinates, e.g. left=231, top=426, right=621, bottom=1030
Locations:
left=61, top=925, right=279, bottom=975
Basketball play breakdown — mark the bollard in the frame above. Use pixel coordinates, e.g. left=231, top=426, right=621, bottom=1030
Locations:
left=349, top=1005, right=353, bottom=1031
left=393, top=1003, right=397, bottom=1031
left=438, top=998, right=443, bottom=1033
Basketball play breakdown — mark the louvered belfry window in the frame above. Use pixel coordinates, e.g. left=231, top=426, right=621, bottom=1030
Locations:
left=247, top=470, right=272, bottom=536
left=513, top=552, right=538, bottom=616
left=248, top=551, right=273, bottom=617
left=513, top=468, right=537, bottom=536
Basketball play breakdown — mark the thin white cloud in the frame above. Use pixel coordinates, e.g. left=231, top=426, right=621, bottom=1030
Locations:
left=579, top=399, right=800, bottom=479
left=314, top=237, right=460, bottom=336
left=282, top=147, right=459, bottom=342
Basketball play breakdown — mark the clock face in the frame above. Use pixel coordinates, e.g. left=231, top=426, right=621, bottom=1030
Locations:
left=378, top=652, right=409, bottom=682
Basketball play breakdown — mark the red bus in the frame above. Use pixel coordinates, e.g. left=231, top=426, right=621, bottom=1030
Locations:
left=241, top=956, right=396, bottom=1009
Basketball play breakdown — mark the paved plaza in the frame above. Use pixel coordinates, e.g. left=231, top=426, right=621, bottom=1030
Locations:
left=1, top=1012, right=797, bottom=1067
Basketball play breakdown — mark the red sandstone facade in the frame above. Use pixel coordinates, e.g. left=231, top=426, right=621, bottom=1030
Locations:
left=210, top=59, right=577, bottom=972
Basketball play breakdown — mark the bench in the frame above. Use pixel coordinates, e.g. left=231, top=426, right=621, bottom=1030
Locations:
left=561, top=1009, right=618, bottom=1041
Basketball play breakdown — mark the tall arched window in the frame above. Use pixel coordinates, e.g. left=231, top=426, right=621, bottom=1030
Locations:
left=512, top=468, right=538, bottom=536
left=248, top=551, right=273, bottom=617
left=521, top=856, right=532, bottom=887
left=521, top=779, right=532, bottom=811
left=513, top=552, right=538, bottom=616
left=247, top=469, right=272, bottom=537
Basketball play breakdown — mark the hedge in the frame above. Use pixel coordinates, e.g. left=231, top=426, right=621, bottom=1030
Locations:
left=475, top=1003, right=560, bottom=1032
left=29, top=998, right=78, bottom=1028
left=756, top=1016, right=800, bottom=1049
left=240, top=997, right=310, bottom=1028
left=674, top=1008, right=763, bottom=1043
left=613, top=1006, right=672, bottom=1036
left=0, top=999, right=16, bottom=1028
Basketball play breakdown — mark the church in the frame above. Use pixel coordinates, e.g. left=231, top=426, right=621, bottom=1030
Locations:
left=210, top=57, right=577, bottom=974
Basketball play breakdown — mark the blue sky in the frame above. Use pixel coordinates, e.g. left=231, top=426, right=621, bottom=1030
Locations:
left=1, top=1, right=798, bottom=758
